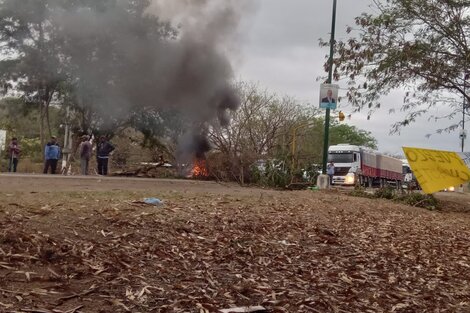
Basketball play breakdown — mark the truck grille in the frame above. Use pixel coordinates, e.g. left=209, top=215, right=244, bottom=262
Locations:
left=334, top=167, right=350, bottom=176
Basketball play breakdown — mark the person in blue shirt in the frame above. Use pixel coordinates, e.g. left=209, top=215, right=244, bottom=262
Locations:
left=43, top=136, right=61, bottom=174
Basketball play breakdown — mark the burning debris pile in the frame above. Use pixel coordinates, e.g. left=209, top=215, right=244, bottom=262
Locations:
left=112, top=160, right=210, bottom=179
left=192, top=158, right=209, bottom=178
left=179, top=133, right=212, bottom=179
left=113, top=164, right=178, bottom=178
left=111, top=135, right=212, bottom=179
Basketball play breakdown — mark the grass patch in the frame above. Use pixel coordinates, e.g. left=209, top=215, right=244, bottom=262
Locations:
left=396, top=193, right=438, bottom=210
left=349, top=186, right=439, bottom=210
left=349, top=187, right=374, bottom=199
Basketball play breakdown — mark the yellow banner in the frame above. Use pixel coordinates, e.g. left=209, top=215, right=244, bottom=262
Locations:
left=402, top=147, right=470, bottom=194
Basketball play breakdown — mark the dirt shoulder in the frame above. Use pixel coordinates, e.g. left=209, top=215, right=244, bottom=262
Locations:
left=0, top=176, right=469, bottom=312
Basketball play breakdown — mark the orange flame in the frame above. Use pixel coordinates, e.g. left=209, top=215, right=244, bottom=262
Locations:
left=192, top=159, right=209, bottom=177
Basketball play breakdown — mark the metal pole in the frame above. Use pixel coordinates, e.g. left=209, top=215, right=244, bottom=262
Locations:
left=463, top=74, right=467, bottom=152
left=321, top=0, right=338, bottom=174
left=291, top=127, right=297, bottom=177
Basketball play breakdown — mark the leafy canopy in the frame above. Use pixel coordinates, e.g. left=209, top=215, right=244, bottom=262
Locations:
left=328, top=0, right=470, bottom=132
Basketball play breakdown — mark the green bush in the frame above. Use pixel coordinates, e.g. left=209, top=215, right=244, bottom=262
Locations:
left=3, top=137, right=42, bottom=163
left=374, top=187, right=396, bottom=200
left=349, top=186, right=373, bottom=198
left=21, top=137, right=42, bottom=162
left=397, top=193, right=438, bottom=210
left=302, top=164, right=321, bottom=183
left=251, top=159, right=291, bottom=188
left=349, top=186, right=439, bottom=210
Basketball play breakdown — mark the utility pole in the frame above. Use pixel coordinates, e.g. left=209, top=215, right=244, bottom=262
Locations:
left=321, top=0, right=337, bottom=174
left=61, top=105, right=73, bottom=175
left=462, top=73, right=469, bottom=152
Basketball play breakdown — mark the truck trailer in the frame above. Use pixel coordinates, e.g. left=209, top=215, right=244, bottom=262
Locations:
left=328, top=144, right=403, bottom=187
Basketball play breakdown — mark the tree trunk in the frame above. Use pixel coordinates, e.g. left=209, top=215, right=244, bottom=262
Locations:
left=45, top=89, right=55, bottom=138
left=240, top=158, right=244, bottom=186
left=46, top=102, right=52, bottom=138
left=39, top=99, right=45, bottom=157
left=38, top=22, right=46, bottom=157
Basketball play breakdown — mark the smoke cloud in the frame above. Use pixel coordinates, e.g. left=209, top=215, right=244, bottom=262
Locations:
left=44, top=0, right=251, bottom=160
left=147, top=0, right=248, bottom=52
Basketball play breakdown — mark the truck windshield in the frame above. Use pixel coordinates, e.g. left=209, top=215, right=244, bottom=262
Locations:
left=328, top=153, right=354, bottom=163
left=402, top=165, right=412, bottom=174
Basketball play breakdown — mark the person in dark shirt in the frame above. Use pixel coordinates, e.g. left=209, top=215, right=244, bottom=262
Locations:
left=96, top=136, right=115, bottom=175
left=8, top=137, right=21, bottom=172
left=78, top=135, right=92, bottom=175
left=321, top=89, right=336, bottom=104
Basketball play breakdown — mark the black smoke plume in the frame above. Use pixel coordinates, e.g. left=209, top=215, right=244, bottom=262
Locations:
left=4, top=0, right=250, bottom=160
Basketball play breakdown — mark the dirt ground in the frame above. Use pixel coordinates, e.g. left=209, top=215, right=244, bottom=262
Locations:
left=0, top=174, right=469, bottom=313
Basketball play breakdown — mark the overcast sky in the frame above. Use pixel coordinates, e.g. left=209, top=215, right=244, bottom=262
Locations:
left=235, top=0, right=464, bottom=155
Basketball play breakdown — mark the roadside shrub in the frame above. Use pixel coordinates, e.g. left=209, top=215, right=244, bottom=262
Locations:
left=206, top=152, right=231, bottom=181
left=251, top=159, right=291, bottom=188
left=397, top=193, right=438, bottom=210
left=349, top=186, right=374, bottom=198
left=17, top=158, right=43, bottom=173
left=374, top=187, right=396, bottom=200
left=250, top=164, right=263, bottom=184
left=349, top=186, right=439, bottom=210
left=13, top=137, right=42, bottom=162
left=302, top=164, right=321, bottom=183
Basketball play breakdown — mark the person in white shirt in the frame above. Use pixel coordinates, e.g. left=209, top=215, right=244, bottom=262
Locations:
left=327, top=161, right=335, bottom=185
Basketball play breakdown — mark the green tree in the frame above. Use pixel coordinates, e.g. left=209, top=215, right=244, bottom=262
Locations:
left=292, top=118, right=378, bottom=169
left=208, top=82, right=378, bottom=185
left=328, top=0, right=470, bottom=131
left=0, top=97, right=61, bottom=161
left=0, top=97, right=61, bottom=138
left=0, top=0, right=176, bottom=144
left=0, top=0, right=66, bottom=147
left=330, top=123, right=378, bottom=149
left=208, top=82, right=307, bottom=184
left=129, top=108, right=190, bottom=161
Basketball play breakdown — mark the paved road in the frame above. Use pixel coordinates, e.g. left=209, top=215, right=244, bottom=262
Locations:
left=0, top=173, right=266, bottom=196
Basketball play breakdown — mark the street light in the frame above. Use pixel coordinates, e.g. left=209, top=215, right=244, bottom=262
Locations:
left=321, top=0, right=337, bottom=175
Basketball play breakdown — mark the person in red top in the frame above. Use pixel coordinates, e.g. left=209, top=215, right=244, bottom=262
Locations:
left=8, top=137, right=20, bottom=172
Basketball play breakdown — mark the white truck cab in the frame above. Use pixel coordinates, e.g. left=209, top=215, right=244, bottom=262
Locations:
left=328, top=144, right=361, bottom=185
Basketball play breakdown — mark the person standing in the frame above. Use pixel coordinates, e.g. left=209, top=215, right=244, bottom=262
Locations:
left=78, top=135, right=92, bottom=175
left=97, top=136, right=115, bottom=175
left=327, top=161, right=335, bottom=186
left=44, top=136, right=61, bottom=174
left=8, top=137, right=20, bottom=172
